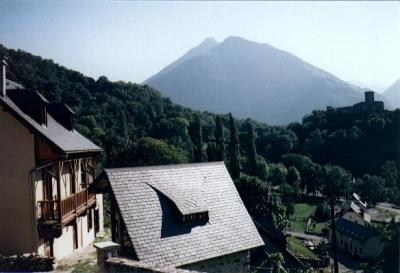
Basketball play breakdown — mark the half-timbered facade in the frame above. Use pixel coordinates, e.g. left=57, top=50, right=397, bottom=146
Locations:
left=0, top=58, right=103, bottom=259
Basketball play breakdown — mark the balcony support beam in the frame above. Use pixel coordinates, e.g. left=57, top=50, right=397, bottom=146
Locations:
left=56, top=161, right=61, bottom=220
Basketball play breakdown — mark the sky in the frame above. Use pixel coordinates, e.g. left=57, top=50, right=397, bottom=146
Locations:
left=1, top=1, right=399, bottom=91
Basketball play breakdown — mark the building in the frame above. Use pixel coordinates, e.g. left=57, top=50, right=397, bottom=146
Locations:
left=91, top=162, right=264, bottom=273
left=334, top=91, right=384, bottom=114
left=335, top=218, right=383, bottom=259
left=0, top=58, right=104, bottom=259
left=333, top=194, right=383, bottom=259
left=341, top=195, right=371, bottom=227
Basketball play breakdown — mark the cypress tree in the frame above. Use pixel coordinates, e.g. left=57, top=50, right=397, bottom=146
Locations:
left=247, top=121, right=257, bottom=176
left=214, top=115, right=225, bottom=161
left=120, top=109, right=130, bottom=148
left=189, top=114, right=204, bottom=162
left=228, top=113, right=240, bottom=179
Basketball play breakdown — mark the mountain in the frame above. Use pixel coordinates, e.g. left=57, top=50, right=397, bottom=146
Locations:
left=145, top=36, right=387, bottom=125
left=146, top=37, right=218, bottom=83
left=383, top=79, right=400, bottom=109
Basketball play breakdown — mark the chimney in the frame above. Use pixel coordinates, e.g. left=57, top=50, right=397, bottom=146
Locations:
left=1, top=57, right=7, bottom=98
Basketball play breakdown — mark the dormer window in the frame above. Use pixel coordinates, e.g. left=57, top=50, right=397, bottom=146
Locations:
left=7, top=89, right=49, bottom=126
left=147, top=183, right=209, bottom=228
left=182, top=211, right=209, bottom=224
left=48, top=103, right=75, bottom=131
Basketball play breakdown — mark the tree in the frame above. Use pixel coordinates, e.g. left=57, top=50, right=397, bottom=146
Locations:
left=287, top=166, right=301, bottom=185
left=380, top=161, right=399, bottom=189
left=283, top=166, right=302, bottom=211
left=382, top=220, right=400, bottom=273
left=355, top=174, right=386, bottom=205
left=268, top=253, right=288, bottom=273
left=114, top=137, right=188, bottom=167
left=189, top=114, right=205, bottom=162
left=320, top=164, right=352, bottom=273
left=214, top=115, right=225, bottom=161
left=119, top=109, right=130, bottom=148
left=228, top=113, right=241, bottom=179
left=247, top=121, right=257, bottom=176
left=236, top=174, right=287, bottom=230
left=281, top=153, right=319, bottom=193
left=280, top=182, right=297, bottom=216
left=364, top=219, right=400, bottom=273
left=268, top=163, right=288, bottom=185
left=314, top=202, right=330, bottom=222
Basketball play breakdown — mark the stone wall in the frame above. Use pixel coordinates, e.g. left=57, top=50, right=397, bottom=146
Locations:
left=105, top=251, right=250, bottom=273
left=106, top=258, right=193, bottom=273
left=0, top=253, right=54, bottom=272
left=179, top=250, right=250, bottom=273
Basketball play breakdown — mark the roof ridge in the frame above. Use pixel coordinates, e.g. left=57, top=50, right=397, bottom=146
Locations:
left=105, top=161, right=225, bottom=173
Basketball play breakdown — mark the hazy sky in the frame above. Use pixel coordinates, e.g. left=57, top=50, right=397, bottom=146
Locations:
left=1, top=1, right=399, bottom=91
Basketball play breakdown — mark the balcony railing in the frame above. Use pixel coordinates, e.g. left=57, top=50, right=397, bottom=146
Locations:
left=38, top=188, right=96, bottom=225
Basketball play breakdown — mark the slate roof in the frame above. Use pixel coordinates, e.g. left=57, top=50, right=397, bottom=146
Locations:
left=336, top=218, right=378, bottom=243
left=0, top=88, right=101, bottom=154
left=7, top=88, right=50, bottom=104
left=6, top=79, right=24, bottom=90
left=103, top=162, right=264, bottom=268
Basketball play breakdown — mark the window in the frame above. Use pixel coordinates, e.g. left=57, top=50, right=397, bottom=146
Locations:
left=181, top=211, right=209, bottom=224
left=88, top=209, right=93, bottom=231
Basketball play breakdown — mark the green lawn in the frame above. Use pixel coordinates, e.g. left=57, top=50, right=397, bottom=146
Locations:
left=288, top=201, right=328, bottom=236
left=286, top=236, right=319, bottom=260
left=312, top=222, right=328, bottom=235
left=288, top=203, right=317, bottom=232
left=71, top=260, right=99, bottom=273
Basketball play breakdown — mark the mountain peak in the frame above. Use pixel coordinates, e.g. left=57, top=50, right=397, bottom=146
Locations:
left=144, top=38, right=218, bottom=84
left=144, top=37, right=373, bottom=124
left=200, top=37, right=218, bottom=47
left=221, top=36, right=256, bottom=46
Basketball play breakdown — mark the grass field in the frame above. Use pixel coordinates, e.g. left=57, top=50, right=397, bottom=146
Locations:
left=289, top=202, right=317, bottom=232
left=286, top=236, right=319, bottom=260
left=288, top=200, right=328, bottom=236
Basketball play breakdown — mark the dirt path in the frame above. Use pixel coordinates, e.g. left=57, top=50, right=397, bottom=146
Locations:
left=286, top=231, right=327, bottom=243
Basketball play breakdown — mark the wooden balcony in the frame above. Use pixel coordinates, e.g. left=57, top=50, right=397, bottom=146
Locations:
left=38, top=188, right=96, bottom=226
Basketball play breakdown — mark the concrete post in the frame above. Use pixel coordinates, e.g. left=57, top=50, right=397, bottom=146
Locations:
left=93, top=241, right=119, bottom=272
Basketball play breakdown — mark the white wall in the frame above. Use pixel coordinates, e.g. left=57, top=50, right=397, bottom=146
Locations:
left=96, top=194, right=105, bottom=235
left=53, top=225, right=74, bottom=259
left=342, top=212, right=367, bottom=226
left=79, top=212, right=95, bottom=248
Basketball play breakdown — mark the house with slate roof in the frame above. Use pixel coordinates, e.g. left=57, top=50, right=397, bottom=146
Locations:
left=341, top=201, right=371, bottom=226
left=0, top=58, right=104, bottom=259
left=91, top=162, right=264, bottom=273
left=335, top=218, right=383, bottom=259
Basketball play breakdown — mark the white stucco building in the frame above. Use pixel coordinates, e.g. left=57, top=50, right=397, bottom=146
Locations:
left=0, top=58, right=104, bottom=259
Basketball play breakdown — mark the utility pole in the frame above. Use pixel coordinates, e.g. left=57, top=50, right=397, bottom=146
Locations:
left=330, top=197, right=339, bottom=273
